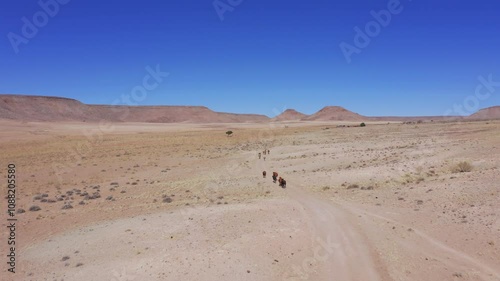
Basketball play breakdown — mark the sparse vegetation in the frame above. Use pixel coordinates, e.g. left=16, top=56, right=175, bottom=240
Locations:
left=226, top=130, right=233, bottom=137
left=360, top=123, right=366, bottom=127
left=5, top=114, right=500, bottom=278
left=452, top=161, right=473, bottom=173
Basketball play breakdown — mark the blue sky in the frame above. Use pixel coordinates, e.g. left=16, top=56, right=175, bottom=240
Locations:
left=1, top=0, right=500, bottom=117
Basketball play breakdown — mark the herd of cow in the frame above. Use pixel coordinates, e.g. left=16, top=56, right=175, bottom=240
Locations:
left=260, top=149, right=287, bottom=188
left=263, top=171, right=287, bottom=188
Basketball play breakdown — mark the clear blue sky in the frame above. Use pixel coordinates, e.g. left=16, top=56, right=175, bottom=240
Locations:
left=1, top=0, right=500, bottom=117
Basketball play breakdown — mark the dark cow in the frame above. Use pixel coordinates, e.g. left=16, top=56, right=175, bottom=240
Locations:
left=279, top=177, right=287, bottom=188
left=263, top=171, right=267, bottom=178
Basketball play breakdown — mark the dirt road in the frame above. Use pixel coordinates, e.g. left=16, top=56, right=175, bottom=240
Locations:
left=286, top=185, right=387, bottom=280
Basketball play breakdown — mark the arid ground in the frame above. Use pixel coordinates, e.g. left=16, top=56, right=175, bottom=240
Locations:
left=1, top=120, right=499, bottom=281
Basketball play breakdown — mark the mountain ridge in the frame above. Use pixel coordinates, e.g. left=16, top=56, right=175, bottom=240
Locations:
left=1, top=94, right=499, bottom=123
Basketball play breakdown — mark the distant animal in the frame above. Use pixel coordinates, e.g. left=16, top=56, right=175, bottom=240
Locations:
left=268, top=150, right=270, bottom=154
left=263, top=150, right=267, bottom=155
left=272, top=172, right=278, bottom=183
left=258, top=153, right=261, bottom=159
left=263, top=171, right=267, bottom=178
left=279, top=178, right=287, bottom=188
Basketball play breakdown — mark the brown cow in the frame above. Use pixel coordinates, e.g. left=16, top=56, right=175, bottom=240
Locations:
left=272, top=172, right=278, bottom=183
left=263, top=171, right=267, bottom=178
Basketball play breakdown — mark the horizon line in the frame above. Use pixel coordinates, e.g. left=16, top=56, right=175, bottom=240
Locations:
left=0, top=93, right=496, bottom=119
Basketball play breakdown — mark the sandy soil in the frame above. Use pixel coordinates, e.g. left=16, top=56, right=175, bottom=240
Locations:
left=0, top=120, right=499, bottom=281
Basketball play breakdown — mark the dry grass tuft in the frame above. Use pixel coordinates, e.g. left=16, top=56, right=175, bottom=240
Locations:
left=452, top=161, right=473, bottom=173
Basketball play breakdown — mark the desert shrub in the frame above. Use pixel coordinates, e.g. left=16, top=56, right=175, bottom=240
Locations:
left=360, top=123, right=366, bottom=127
left=62, top=204, right=73, bottom=210
left=17, top=209, right=26, bottom=214
left=347, top=184, right=359, bottom=189
left=226, top=131, right=233, bottom=137
left=29, top=205, right=41, bottom=212
left=453, top=161, right=473, bottom=173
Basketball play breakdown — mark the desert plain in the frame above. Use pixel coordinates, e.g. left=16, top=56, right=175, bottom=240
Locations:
left=1, top=119, right=499, bottom=281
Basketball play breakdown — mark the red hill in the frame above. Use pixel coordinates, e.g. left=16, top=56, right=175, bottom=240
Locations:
left=468, top=106, right=500, bottom=120
left=272, top=109, right=308, bottom=121
left=304, top=106, right=365, bottom=121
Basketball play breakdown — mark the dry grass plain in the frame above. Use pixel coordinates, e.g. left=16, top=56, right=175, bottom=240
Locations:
left=1, top=120, right=499, bottom=281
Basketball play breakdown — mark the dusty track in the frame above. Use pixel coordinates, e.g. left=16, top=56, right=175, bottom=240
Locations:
left=287, top=186, right=386, bottom=281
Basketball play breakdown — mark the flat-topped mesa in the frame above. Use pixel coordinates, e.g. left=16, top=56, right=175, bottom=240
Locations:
left=0, top=94, right=88, bottom=122
left=304, top=106, right=365, bottom=121
left=272, top=109, right=308, bottom=121
left=0, top=94, right=269, bottom=123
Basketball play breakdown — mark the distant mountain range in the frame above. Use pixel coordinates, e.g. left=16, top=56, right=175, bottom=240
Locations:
left=1, top=94, right=499, bottom=123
